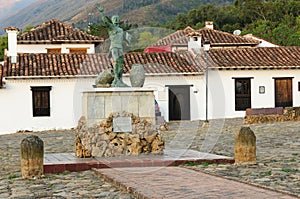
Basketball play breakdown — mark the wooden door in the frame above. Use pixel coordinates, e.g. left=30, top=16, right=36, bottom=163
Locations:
left=168, top=85, right=191, bottom=120
left=275, top=78, right=293, bottom=107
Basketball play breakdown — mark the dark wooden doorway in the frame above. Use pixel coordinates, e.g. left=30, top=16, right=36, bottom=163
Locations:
left=275, top=78, right=293, bottom=107
left=168, top=85, right=191, bottom=120
left=235, top=78, right=251, bottom=111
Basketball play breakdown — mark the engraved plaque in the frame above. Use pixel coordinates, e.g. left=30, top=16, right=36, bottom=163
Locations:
left=113, top=117, right=132, bottom=133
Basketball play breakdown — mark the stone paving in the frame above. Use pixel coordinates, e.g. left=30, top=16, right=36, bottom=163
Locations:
left=165, top=119, right=300, bottom=198
left=0, top=118, right=299, bottom=198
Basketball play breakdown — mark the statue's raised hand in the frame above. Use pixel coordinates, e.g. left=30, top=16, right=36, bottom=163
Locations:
left=96, top=4, right=104, bottom=12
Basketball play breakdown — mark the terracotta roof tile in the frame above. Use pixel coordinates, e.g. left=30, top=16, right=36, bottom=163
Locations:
left=207, top=47, right=300, bottom=69
left=2, top=47, right=299, bottom=88
left=153, top=27, right=259, bottom=47
left=0, top=52, right=201, bottom=86
left=18, top=19, right=103, bottom=44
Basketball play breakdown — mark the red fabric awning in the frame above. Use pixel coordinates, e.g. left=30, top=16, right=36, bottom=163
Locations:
left=144, top=45, right=172, bottom=53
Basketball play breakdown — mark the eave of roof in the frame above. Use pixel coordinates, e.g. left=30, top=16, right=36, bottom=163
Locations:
left=0, top=51, right=201, bottom=85
left=206, top=47, right=300, bottom=69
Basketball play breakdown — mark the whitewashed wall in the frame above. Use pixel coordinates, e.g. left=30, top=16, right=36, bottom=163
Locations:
left=0, top=78, right=92, bottom=134
left=143, top=75, right=205, bottom=121
left=208, top=69, right=300, bottom=119
left=1, top=69, right=299, bottom=134
left=17, top=44, right=95, bottom=54
left=0, top=74, right=205, bottom=134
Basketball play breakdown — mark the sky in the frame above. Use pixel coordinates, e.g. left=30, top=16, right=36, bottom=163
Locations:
left=0, top=0, right=22, bottom=9
left=0, top=0, right=37, bottom=20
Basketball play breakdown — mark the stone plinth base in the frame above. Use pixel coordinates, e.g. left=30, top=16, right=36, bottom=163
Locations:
left=82, top=88, right=156, bottom=126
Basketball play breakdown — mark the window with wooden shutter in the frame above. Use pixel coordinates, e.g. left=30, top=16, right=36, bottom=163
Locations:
left=47, top=48, right=61, bottom=54
left=31, top=86, right=52, bottom=117
left=235, top=78, right=251, bottom=111
left=69, top=48, right=87, bottom=54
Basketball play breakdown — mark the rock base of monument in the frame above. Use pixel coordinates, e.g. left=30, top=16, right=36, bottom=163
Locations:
left=75, top=113, right=164, bottom=158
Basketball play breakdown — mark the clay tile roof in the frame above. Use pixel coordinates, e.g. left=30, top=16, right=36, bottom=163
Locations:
left=123, top=52, right=201, bottom=74
left=187, top=31, right=201, bottom=37
left=0, top=52, right=201, bottom=83
left=154, top=29, right=188, bottom=46
left=153, top=26, right=259, bottom=47
left=183, top=26, right=195, bottom=33
left=1, top=54, right=111, bottom=78
left=201, top=28, right=258, bottom=46
left=17, top=19, right=104, bottom=44
left=207, top=47, right=300, bottom=70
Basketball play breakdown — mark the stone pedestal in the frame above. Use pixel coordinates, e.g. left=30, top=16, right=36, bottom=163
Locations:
left=21, top=135, right=44, bottom=179
left=82, top=88, right=156, bottom=126
left=234, top=127, right=256, bottom=165
left=76, top=88, right=164, bottom=158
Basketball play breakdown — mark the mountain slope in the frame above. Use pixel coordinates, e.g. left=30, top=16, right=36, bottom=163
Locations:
left=0, top=0, right=37, bottom=20
left=0, top=0, right=231, bottom=35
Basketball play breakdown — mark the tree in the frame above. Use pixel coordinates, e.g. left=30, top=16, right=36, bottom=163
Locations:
left=135, top=31, right=159, bottom=50
left=163, top=0, right=300, bottom=47
left=0, top=36, right=8, bottom=61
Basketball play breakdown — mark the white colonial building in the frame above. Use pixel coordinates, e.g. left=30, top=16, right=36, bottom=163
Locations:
left=1, top=20, right=300, bottom=134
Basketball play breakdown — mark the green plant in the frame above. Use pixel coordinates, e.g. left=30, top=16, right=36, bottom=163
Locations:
left=184, top=161, right=199, bottom=166
left=281, top=168, right=298, bottom=173
left=61, top=171, right=71, bottom=175
left=201, top=162, right=212, bottom=167
left=8, top=174, right=17, bottom=179
left=262, top=170, right=272, bottom=175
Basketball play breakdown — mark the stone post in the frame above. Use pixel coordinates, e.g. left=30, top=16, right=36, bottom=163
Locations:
left=234, top=127, right=256, bottom=165
left=21, top=135, right=44, bottom=179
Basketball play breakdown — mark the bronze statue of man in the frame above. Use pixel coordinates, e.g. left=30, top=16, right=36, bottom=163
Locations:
left=96, top=4, right=128, bottom=87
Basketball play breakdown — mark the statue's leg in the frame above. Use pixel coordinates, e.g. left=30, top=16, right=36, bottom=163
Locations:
left=111, top=49, right=119, bottom=81
left=110, top=48, right=128, bottom=87
left=116, top=55, right=124, bottom=79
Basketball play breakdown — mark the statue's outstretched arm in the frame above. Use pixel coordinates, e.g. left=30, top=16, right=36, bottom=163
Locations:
left=96, top=4, right=113, bottom=27
left=96, top=4, right=104, bottom=14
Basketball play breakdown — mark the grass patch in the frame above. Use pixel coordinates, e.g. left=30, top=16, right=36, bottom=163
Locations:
left=262, top=170, right=272, bottom=175
left=8, top=174, right=17, bottom=179
left=292, top=153, right=298, bottom=156
left=201, top=162, right=213, bottom=167
left=281, top=168, right=298, bottom=173
left=183, top=161, right=213, bottom=167
left=48, top=183, right=54, bottom=188
left=61, top=171, right=71, bottom=175
left=184, top=161, right=199, bottom=166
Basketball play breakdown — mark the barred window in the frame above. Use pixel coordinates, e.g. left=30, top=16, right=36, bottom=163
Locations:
left=31, top=86, right=52, bottom=117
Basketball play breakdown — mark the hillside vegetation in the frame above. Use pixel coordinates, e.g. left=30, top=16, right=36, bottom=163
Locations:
left=164, top=0, right=300, bottom=46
